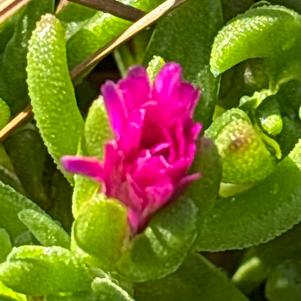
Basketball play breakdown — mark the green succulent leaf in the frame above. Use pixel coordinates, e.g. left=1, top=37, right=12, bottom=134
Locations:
left=18, top=209, right=70, bottom=249
left=0, top=0, right=55, bottom=114
left=27, top=14, right=84, bottom=179
left=46, top=293, right=95, bottom=301
left=74, top=196, right=129, bottom=268
left=0, top=182, right=42, bottom=239
left=268, top=0, right=301, bottom=13
left=185, top=137, right=221, bottom=214
left=116, top=197, right=198, bottom=282
left=196, top=139, right=301, bottom=251
left=206, top=108, right=276, bottom=184
left=233, top=223, right=301, bottom=293
left=135, top=253, right=249, bottom=301
left=210, top=5, right=301, bottom=90
left=0, top=246, right=92, bottom=295
left=73, top=97, right=112, bottom=217
left=0, top=229, right=11, bottom=263
left=92, top=278, right=134, bottom=301
left=145, top=0, right=223, bottom=128
left=0, top=98, right=10, bottom=129
left=5, top=128, right=48, bottom=208
left=0, top=281, right=26, bottom=301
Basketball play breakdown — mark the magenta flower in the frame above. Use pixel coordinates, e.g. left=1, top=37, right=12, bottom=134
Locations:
left=62, top=63, right=202, bottom=233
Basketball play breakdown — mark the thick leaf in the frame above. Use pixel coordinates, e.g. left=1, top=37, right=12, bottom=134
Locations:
left=0, top=229, right=11, bottom=263
left=135, top=254, right=249, bottom=301
left=18, top=209, right=70, bottom=248
left=0, top=182, right=42, bottom=239
left=269, top=0, right=301, bottom=13
left=5, top=128, right=48, bottom=208
left=74, top=196, right=129, bottom=268
left=116, top=197, right=198, bottom=282
left=0, top=281, right=26, bottom=301
left=0, top=0, right=55, bottom=114
left=92, top=278, right=134, bottom=301
left=27, top=14, right=84, bottom=178
left=46, top=293, right=95, bottom=301
left=196, top=139, right=301, bottom=251
left=0, top=246, right=92, bottom=295
left=48, top=171, right=73, bottom=231
left=57, top=2, right=96, bottom=39
left=210, top=5, right=301, bottom=89
left=145, top=0, right=223, bottom=127
left=66, top=0, right=163, bottom=68
left=233, top=223, right=301, bottom=293
left=73, top=97, right=112, bottom=217
left=0, top=166, right=24, bottom=195
left=0, top=98, right=10, bottom=128
left=206, top=108, right=276, bottom=184
left=185, top=138, right=221, bottom=214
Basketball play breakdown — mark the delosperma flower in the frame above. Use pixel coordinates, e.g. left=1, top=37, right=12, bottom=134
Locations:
left=62, top=63, right=202, bottom=233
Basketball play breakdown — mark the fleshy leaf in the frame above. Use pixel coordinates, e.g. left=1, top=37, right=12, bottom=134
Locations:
left=18, top=209, right=70, bottom=249
left=116, top=197, right=198, bottom=282
left=135, top=254, right=249, bottom=301
left=0, top=0, right=55, bottom=114
left=27, top=14, right=84, bottom=179
left=73, top=196, right=129, bottom=268
left=0, top=229, right=11, bottom=263
left=233, top=223, right=301, bottom=293
left=196, top=139, right=301, bottom=251
left=92, top=278, right=134, bottom=301
left=210, top=5, right=301, bottom=89
left=206, top=108, right=276, bottom=184
left=72, top=97, right=112, bottom=218
left=0, top=281, right=26, bottom=301
left=5, top=128, right=49, bottom=208
left=0, top=182, right=42, bottom=239
left=0, top=246, right=92, bottom=295
left=185, top=137, right=222, bottom=214
left=0, top=98, right=10, bottom=129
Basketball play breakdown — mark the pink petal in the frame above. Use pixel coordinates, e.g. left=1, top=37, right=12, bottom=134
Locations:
left=118, top=109, right=145, bottom=156
left=178, top=82, right=201, bottom=117
left=118, top=66, right=151, bottom=111
left=101, top=81, right=127, bottom=139
left=127, top=209, right=140, bottom=234
left=61, top=156, right=103, bottom=182
left=143, top=183, right=174, bottom=214
left=153, top=62, right=182, bottom=103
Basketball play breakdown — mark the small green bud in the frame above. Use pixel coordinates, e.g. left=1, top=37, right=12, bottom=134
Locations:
left=206, top=109, right=275, bottom=184
left=147, top=56, right=165, bottom=82
left=257, top=98, right=283, bottom=136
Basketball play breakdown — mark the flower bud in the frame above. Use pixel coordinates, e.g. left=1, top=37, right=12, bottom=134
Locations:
left=206, top=109, right=275, bottom=184
left=257, top=98, right=283, bottom=136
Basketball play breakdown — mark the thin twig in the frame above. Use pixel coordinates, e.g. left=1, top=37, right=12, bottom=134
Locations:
left=0, top=0, right=186, bottom=142
left=68, top=0, right=145, bottom=22
left=71, top=0, right=186, bottom=78
left=0, top=0, right=30, bottom=25
left=0, top=106, right=32, bottom=142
